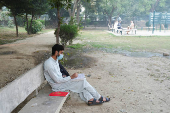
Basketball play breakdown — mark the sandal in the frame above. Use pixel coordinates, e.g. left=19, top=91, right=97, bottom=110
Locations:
left=88, top=98, right=103, bottom=106
left=99, top=96, right=110, bottom=102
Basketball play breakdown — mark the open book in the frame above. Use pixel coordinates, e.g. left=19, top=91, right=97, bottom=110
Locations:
left=71, top=73, right=85, bottom=81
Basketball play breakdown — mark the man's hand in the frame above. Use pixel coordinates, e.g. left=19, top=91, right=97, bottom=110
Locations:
left=71, top=73, right=78, bottom=79
left=62, top=75, right=67, bottom=78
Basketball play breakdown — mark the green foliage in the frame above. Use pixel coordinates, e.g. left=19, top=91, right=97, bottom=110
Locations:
left=48, top=0, right=72, bottom=9
left=37, top=19, right=45, bottom=25
left=7, top=20, right=14, bottom=28
left=67, top=43, right=85, bottom=49
left=0, top=11, right=9, bottom=21
left=86, top=18, right=91, bottom=25
left=145, top=21, right=151, bottom=27
left=25, top=20, right=43, bottom=34
left=16, top=16, right=25, bottom=27
left=69, top=17, right=77, bottom=25
left=54, top=24, right=79, bottom=45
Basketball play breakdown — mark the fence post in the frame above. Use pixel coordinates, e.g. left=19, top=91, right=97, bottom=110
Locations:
left=159, top=13, right=162, bottom=32
left=152, top=11, right=155, bottom=34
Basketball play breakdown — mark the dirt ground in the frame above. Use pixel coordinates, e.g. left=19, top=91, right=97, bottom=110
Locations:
left=0, top=31, right=55, bottom=88
left=61, top=51, right=170, bottom=113
left=0, top=30, right=170, bottom=113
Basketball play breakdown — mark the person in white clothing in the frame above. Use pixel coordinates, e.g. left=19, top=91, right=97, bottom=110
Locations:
left=44, top=44, right=110, bottom=106
left=127, top=21, right=135, bottom=34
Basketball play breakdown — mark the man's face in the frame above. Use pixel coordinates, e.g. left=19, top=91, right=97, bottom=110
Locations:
left=55, top=50, right=64, bottom=58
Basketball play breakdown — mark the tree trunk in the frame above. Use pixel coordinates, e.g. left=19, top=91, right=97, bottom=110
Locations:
left=68, top=8, right=72, bottom=18
left=56, top=7, right=60, bottom=44
left=150, top=0, right=160, bottom=12
left=25, top=13, right=29, bottom=34
left=72, top=0, right=78, bottom=17
left=110, top=16, right=112, bottom=25
left=68, top=0, right=79, bottom=19
left=14, top=15, right=18, bottom=37
left=105, top=5, right=115, bottom=25
left=76, top=0, right=81, bottom=28
left=84, top=12, right=87, bottom=29
left=29, top=12, right=34, bottom=34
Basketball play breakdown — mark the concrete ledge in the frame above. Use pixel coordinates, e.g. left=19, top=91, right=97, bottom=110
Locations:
left=0, top=63, right=45, bottom=113
left=19, top=84, right=69, bottom=113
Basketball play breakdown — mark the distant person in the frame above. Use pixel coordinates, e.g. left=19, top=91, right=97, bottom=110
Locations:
left=117, top=21, right=122, bottom=29
left=44, top=44, right=110, bottom=106
left=129, top=21, right=134, bottom=29
left=127, top=21, right=134, bottom=34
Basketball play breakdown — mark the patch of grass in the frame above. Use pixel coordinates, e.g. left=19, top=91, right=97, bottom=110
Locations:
left=79, top=30, right=170, bottom=52
left=0, top=39, right=18, bottom=45
left=67, top=43, right=86, bottom=49
left=0, top=27, right=54, bottom=45
left=87, top=42, right=113, bottom=48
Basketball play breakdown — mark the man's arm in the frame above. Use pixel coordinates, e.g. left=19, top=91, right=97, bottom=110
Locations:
left=47, top=67, right=78, bottom=83
left=47, top=68, right=71, bottom=83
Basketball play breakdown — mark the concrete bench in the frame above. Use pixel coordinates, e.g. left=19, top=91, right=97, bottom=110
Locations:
left=19, top=84, right=68, bottom=113
left=117, top=28, right=137, bottom=35
left=0, top=63, right=68, bottom=113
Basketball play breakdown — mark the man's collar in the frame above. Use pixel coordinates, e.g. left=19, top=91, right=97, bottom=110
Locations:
left=50, top=57, right=58, bottom=63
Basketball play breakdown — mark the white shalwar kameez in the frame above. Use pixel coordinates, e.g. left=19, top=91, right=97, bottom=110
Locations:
left=44, top=57, right=101, bottom=102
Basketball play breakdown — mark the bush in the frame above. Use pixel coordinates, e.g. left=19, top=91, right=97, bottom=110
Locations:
left=25, top=20, right=43, bottom=34
left=7, top=20, right=14, bottom=28
left=145, top=21, right=151, bottom=27
left=37, top=19, right=45, bottom=25
left=54, top=24, right=78, bottom=45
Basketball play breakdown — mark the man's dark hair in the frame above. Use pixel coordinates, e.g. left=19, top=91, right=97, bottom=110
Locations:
left=52, top=44, right=64, bottom=55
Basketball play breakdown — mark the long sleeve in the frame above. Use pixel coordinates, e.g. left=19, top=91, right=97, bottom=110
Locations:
left=47, top=67, right=71, bottom=83
left=44, top=57, right=71, bottom=84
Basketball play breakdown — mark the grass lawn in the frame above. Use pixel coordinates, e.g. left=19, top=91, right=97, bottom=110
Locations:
left=76, top=30, right=170, bottom=52
left=0, top=27, right=54, bottom=45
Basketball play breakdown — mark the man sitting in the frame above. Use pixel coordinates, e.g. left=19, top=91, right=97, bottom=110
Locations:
left=44, top=44, right=110, bottom=106
left=117, top=21, right=122, bottom=29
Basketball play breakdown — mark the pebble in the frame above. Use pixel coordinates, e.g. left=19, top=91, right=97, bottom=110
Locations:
left=163, top=53, right=169, bottom=56
left=87, top=74, right=91, bottom=77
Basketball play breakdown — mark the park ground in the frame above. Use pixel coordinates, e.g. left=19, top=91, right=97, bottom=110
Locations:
left=0, top=28, right=170, bottom=113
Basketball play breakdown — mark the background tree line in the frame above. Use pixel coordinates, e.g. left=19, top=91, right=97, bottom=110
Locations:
left=0, top=0, right=169, bottom=43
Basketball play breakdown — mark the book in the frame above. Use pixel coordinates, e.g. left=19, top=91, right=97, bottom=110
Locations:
left=49, top=91, right=69, bottom=97
left=71, top=73, right=85, bottom=81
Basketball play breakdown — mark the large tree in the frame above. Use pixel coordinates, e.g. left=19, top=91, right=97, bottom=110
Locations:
left=25, top=0, right=49, bottom=34
left=0, top=0, right=26, bottom=37
left=48, top=0, right=72, bottom=44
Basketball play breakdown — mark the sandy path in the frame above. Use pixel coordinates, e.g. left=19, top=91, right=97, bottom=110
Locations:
left=61, top=51, right=170, bottom=113
left=0, top=31, right=55, bottom=88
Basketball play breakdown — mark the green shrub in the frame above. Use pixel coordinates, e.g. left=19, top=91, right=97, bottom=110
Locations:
left=54, top=24, right=79, bottom=45
left=37, top=19, right=45, bottom=25
left=7, top=20, right=14, bottom=28
left=145, top=21, right=151, bottom=27
left=25, top=20, right=43, bottom=34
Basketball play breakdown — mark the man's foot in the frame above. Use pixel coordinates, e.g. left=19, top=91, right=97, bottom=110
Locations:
left=99, top=96, right=110, bottom=102
left=88, top=98, right=103, bottom=106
